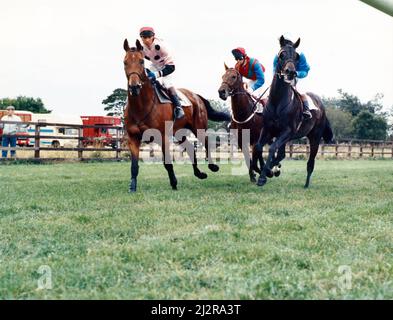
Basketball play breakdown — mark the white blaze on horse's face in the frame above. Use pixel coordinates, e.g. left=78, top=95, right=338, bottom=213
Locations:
left=124, top=50, right=145, bottom=95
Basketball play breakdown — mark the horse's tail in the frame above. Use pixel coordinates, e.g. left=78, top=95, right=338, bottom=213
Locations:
left=197, top=95, right=231, bottom=122
left=323, top=117, right=334, bottom=144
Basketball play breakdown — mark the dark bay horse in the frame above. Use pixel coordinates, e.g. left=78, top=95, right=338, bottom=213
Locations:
left=218, top=64, right=269, bottom=182
left=256, top=36, right=334, bottom=188
left=123, top=39, right=230, bottom=192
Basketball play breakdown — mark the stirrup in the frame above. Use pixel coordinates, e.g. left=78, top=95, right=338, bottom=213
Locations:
left=174, top=106, right=185, bottom=119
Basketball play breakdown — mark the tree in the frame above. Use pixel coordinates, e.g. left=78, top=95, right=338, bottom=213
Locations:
left=323, top=90, right=385, bottom=117
left=325, top=107, right=354, bottom=139
left=102, top=88, right=127, bottom=118
left=0, top=96, right=51, bottom=113
left=387, top=105, right=393, bottom=140
left=351, top=111, right=388, bottom=140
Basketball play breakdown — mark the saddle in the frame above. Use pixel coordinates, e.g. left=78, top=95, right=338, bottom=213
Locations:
left=292, top=88, right=319, bottom=112
left=153, top=82, right=191, bottom=107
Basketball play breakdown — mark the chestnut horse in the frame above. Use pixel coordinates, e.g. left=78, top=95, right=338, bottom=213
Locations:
left=256, top=36, right=334, bottom=188
left=123, top=39, right=230, bottom=192
left=218, top=64, right=270, bottom=182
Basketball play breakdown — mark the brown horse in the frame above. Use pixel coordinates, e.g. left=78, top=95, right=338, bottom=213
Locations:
left=218, top=64, right=273, bottom=183
left=123, top=39, right=230, bottom=192
left=256, top=36, right=334, bottom=188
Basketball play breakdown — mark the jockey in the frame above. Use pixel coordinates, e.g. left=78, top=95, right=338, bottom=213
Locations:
left=273, top=33, right=312, bottom=119
left=139, top=27, right=184, bottom=119
left=231, top=47, right=265, bottom=98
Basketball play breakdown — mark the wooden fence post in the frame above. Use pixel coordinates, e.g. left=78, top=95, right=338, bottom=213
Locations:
left=348, top=142, right=352, bottom=159
left=289, top=143, right=294, bottom=159
left=34, top=124, right=41, bottom=159
left=116, top=127, right=120, bottom=159
left=371, top=144, right=374, bottom=158
left=78, top=127, right=83, bottom=159
left=335, top=143, right=339, bottom=158
left=359, top=144, right=363, bottom=158
left=321, top=144, right=325, bottom=158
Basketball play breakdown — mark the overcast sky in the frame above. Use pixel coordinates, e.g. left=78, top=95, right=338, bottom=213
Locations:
left=1, top=0, right=392, bottom=115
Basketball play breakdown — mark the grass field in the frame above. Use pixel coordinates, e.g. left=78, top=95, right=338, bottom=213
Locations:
left=0, top=159, right=392, bottom=299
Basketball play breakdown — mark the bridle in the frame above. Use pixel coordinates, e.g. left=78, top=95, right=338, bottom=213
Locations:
left=127, top=71, right=145, bottom=85
left=275, top=47, right=298, bottom=83
left=221, top=70, right=246, bottom=97
left=126, top=69, right=157, bottom=125
left=222, top=69, right=268, bottom=124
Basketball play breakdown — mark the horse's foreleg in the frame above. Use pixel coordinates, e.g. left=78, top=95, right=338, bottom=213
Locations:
left=255, top=129, right=272, bottom=183
left=128, top=137, right=141, bottom=193
left=251, top=144, right=263, bottom=174
left=304, top=137, right=321, bottom=188
left=240, top=142, right=255, bottom=183
left=271, top=144, right=286, bottom=177
left=162, top=137, right=178, bottom=190
left=257, top=129, right=292, bottom=187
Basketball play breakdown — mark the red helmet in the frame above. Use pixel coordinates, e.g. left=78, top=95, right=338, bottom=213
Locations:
left=232, top=47, right=247, bottom=60
left=139, top=26, right=155, bottom=38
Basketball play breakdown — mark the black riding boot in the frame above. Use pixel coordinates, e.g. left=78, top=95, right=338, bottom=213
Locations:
left=168, top=92, right=185, bottom=119
left=302, top=99, right=312, bottom=120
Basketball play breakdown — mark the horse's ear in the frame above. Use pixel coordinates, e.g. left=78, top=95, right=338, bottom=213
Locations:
left=123, top=39, right=130, bottom=51
left=293, top=38, right=301, bottom=49
left=279, top=35, right=286, bottom=47
left=136, top=39, right=143, bottom=51
left=224, top=62, right=229, bottom=70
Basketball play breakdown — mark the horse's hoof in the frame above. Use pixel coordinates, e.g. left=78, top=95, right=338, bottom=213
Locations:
left=171, top=178, right=178, bottom=190
left=129, top=179, right=137, bottom=193
left=196, top=172, right=208, bottom=179
left=304, top=184, right=309, bottom=189
left=257, top=176, right=267, bottom=187
left=272, top=166, right=281, bottom=177
left=250, top=176, right=257, bottom=183
left=208, top=164, right=219, bottom=172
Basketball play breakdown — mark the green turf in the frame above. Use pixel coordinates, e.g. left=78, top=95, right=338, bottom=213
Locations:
left=0, top=159, right=392, bottom=299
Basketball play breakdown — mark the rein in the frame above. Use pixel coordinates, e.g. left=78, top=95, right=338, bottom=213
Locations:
left=231, top=86, right=269, bottom=124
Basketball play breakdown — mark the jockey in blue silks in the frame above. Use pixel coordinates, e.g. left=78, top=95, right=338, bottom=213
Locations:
left=273, top=33, right=312, bottom=119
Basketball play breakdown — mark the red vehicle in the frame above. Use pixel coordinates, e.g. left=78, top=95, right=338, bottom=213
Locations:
left=80, top=116, right=122, bottom=148
left=0, top=110, right=32, bottom=147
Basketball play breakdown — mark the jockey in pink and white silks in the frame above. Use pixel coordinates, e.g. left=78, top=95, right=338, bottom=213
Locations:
left=139, top=27, right=185, bottom=119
